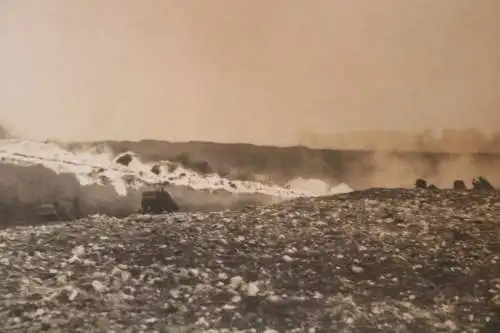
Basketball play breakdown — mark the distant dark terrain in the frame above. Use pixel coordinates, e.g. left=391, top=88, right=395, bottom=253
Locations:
left=66, top=140, right=500, bottom=189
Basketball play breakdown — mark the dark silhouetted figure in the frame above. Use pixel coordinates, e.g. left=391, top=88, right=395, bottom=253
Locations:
left=141, top=189, right=179, bottom=214
left=415, top=178, right=427, bottom=189
left=428, top=184, right=438, bottom=190
left=453, top=180, right=467, bottom=190
left=472, top=176, right=495, bottom=191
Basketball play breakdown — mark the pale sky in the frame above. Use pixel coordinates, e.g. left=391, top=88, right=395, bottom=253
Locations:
left=0, top=0, right=499, bottom=145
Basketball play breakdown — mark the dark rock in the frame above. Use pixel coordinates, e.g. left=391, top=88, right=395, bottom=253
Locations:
left=115, top=153, right=134, bottom=167
left=415, top=178, right=427, bottom=189
left=453, top=180, right=467, bottom=190
left=150, top=165, right=161, bottom=175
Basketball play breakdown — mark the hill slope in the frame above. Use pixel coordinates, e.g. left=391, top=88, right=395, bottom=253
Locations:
left=1, top=189, right=499, bottom=332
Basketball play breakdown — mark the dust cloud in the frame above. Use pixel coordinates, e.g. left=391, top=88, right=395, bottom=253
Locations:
left=1, top=0, right=500, bottom=193
left=0, top=160, right=284, bottom=226
left=359, top=152, right=500, bottom=189
left=0, top=0, right=499, bottom=147
left=0, top=123, right=11, bottom=139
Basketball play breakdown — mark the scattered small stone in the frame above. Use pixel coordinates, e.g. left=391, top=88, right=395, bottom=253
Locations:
left=267, top=295, right=281, bottom=302
left=0, top=188, right=498, bottom=332
left=351, top=265, right=364, bottom=273
left=246, top=282, right=259, bottom=296
left=91, top=280, right=106, bottom=292
left=72, top=245, right=85, bottom=257
left=68, top=289, right=79, bottom=301
left=229, top=276, right=244, bottom=290
left=231, top=295, right=242, bottom=303
left=169, top=289, right=180, bottom=299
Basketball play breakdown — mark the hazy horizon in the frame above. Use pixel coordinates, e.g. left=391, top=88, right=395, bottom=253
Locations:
left=1, top=1, right=499, bottom=147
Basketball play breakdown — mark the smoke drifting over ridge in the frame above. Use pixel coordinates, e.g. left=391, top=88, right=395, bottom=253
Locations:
left=0, top=0, right=499, bottom=148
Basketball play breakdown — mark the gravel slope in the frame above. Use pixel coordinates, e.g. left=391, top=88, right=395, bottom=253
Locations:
left=0, top=189, right=499, bottom=332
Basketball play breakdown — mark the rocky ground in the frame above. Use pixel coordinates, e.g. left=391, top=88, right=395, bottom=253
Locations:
left=0, top=189, right=499, bottom=332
